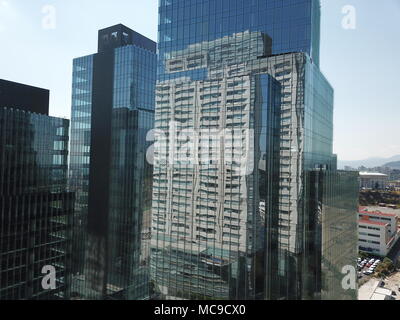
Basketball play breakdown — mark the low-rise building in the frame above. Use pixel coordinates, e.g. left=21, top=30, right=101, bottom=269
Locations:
left=360, top=172, right=389, bottom=189
left=388, top=180, right=400, bottom=191
left=358, top=208, right=399, bottom=256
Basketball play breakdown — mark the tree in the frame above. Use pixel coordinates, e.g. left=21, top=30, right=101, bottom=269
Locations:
left=359, top=252, right=369, bottom=259
left=375, top=257, right=395, bottom=277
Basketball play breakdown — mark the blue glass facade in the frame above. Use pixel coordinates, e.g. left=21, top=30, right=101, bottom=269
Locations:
left=113, top=45, right=157, bottom=111
left=0, top=107, right=73, bottom=300
left=69, top=25, right=156, bottom=300
left=150, top=61, right=282, bottom=298
left=151, top=0, right=358, bottom=300
left=69, top=55, right=93, bottom=280
left=158, top=0, right=321, bottom=81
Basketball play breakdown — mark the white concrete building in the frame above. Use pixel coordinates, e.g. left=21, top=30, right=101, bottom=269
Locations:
left=388, top=180, right=400, bottom=191
left=358, top=208, right=399, bottom=256
left=360, top=172, right=389, bottom=189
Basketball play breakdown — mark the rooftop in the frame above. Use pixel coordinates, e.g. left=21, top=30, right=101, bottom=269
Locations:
left=359, top=279, right=393, bottom=300
left=359, top=209, right=397, bottom=218
left=359, top=219, right=388, bottom=227
left=360, top=172, right=389, bottom=177
left=98, top=24, right=156, bottom=53
left=0, top=79, right=49, bottom=115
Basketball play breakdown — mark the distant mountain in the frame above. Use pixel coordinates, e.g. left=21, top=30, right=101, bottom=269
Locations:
left=338, top=155, right=400, bottom=169
left=384, top=161, right=400, bottom=170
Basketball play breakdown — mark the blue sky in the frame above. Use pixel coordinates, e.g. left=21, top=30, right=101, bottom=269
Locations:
left=0, top=0, right=399, bottom=161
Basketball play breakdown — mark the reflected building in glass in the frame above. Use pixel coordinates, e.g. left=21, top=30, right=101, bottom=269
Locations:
left=150, top=0, right=359, bottom=300
left=69, top=24, right=156, bottom=299
left=0, top=80, right=73, bottom=300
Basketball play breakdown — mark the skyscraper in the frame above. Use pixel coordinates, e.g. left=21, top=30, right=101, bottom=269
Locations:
left=69, top=24, right=157, bottom=300
left=157, top=0, right=322, bottom=81
left=0, top=80, right=73, bottom=300
left=150, top=0, right=358, bottom=300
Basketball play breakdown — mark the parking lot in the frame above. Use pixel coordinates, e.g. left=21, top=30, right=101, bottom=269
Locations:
left=358, top=255, right=400, bottom=300
left=358, top=257, right=382, bottom=279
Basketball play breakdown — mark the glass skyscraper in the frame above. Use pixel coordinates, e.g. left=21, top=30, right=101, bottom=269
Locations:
left=157, top=0, right=321, bottom=80
left=150, top=0, right=358, bottom=300
left=69, top=24, right=157, bottom=300
left=0, top=80, right=73, bottom=300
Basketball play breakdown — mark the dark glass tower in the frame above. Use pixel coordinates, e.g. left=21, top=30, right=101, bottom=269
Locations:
left=69, top=24, right=157, bottom=300
left=150, top=0, right=358, bottom=300
left=0, top=79, right=50, bottom=115
left=0, top=80, right=73, bottom=300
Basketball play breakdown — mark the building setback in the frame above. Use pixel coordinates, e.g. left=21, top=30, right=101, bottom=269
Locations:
left=69, top=24, right=156, bottom=300
left=0, top=80, right=73, bottom=300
